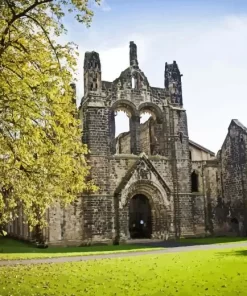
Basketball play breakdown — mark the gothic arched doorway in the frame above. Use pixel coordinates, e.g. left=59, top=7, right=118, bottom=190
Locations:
left=129, top=194, right=152, bottom=239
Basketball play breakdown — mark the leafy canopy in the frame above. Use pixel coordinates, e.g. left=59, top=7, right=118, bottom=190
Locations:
left=0, top=0, right=99, bottom=230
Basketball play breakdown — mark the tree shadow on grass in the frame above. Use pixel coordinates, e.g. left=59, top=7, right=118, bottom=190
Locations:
left=1, top=236, right=247, bottom=255
left=216, top=249, right=247, bottom=258
left=134, top=237, right=247, bottom=249
left=0, top=237, right=163, bottom=255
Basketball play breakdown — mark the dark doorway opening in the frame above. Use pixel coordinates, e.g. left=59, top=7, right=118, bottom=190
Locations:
left=231, top=218, right=239, bottom=224
left=129, top=194, right=152, bottom=239
left=191, top=170, right=199, bottom=192
left=230, top=217, right=239, bottom=234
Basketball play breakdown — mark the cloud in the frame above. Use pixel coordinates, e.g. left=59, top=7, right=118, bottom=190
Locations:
left=70, top=13, right=247, bottom=152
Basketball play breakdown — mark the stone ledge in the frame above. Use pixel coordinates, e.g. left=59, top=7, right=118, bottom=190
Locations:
left=80, top=194, right=113, bottom=197
left=48, top=239, right=113, bottom=247
left=109, top=154, right=169, bottom=160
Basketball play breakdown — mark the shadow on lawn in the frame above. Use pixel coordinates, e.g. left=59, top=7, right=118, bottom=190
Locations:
left=134, top=237, right=247, bottom=249
left=230, top=249, right=247, bottom=256
left=0, top=237, right=163, bottom=255
left=1, top=236, right=247, bottom=255
left=216, top=249, right=247, bottom=258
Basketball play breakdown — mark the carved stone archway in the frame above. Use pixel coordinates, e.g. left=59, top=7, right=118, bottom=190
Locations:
left=116, top=179, right=170, bottom=241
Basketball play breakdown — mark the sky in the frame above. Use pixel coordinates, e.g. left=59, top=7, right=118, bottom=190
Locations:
left=62, top=0, right=247, bottom=153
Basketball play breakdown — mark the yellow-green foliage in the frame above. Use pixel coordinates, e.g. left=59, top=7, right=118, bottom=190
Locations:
left=0, top=0, right=99, bottom=229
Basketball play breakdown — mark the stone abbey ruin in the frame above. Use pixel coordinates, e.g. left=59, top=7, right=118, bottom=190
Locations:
left=8, top=42, right=247, bottom=245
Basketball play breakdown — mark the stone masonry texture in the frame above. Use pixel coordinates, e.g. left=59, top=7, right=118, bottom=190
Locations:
left=7, top=43, right=247, bottom=245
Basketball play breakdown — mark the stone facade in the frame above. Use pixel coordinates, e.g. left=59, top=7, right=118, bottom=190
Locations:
left=76, top=41, right=202, bottom=244
left=211, top=120, right=247, bottom=236
left=7, top=42, right=247, bottom=245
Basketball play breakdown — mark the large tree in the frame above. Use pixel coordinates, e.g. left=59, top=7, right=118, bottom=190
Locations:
left=0, top=0, right=99, bottom=240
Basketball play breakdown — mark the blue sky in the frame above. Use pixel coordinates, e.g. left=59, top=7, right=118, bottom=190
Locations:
left=62, top=0, right=247, bottom=152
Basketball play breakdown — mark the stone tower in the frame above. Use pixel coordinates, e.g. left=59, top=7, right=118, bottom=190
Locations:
left=79, top=41, right=198, bottom=243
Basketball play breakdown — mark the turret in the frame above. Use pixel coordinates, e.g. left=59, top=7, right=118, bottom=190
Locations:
left=83, top=51, right=102, bottom=95
left=165, top=61, right=183, bottom=106
left=129, top=41, right=139, bottom=68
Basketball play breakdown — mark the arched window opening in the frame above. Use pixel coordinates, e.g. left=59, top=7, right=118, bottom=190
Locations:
left=191, top=170, right=199, bottom=192
left=95, top=83, right=98, bottom=89
left=131, top=77, right=135, bottom=89
left=140, top=112, right=152, bottom=124
left=189, top=150, right=192, bottom=161
left=90, top=83, right=93, bottom=90
left=114, top=110, right=131, bottom=154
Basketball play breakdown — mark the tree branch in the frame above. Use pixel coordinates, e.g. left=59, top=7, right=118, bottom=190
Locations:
left=0, top=0, right=53, bottom=57
left=24, top=14, right=62, bottom=70
left=12, top=0, right=53, bottom=24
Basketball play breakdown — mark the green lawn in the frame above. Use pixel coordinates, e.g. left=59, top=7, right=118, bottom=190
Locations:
left=178, top=236, right=247, bottom=245
left=1, top=236, right=247, bottom=261
left=0, top=238, right=161, bottom=260
left=0, top=247, right=247, bottom=295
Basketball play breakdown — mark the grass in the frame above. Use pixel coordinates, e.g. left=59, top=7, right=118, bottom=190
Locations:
left=1, top=236, right=247, bottom=261
left=178, top=236, right=247, bottom=245
left=0, top=237, right=161, bottom=260
left=1, top=247, right=247, bottom=295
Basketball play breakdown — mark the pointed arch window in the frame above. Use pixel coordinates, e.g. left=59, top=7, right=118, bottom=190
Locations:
left=191, top=170, right=199, bottom=192
left=131, top=77, right=135, bottom=89
left=189, top=151, right=192, bottom=160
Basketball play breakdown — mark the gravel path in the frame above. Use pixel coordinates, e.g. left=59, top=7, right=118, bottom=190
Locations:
left=0, top=242, right=247, bottom=266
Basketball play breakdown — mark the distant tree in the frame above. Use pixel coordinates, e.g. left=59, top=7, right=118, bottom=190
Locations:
left=0, top=0, right=99, bottom=241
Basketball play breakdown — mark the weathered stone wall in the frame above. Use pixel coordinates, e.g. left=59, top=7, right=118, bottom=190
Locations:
left=150, top=158, right=173, bottom=189
left=48, top=196, right=113, bottom=246
left=215, top=121, right=247, bottom=236
left=89, top=156, right=111, bottom=194
left=48, top=199, right=84, bottom=246
left=7, top=206, right=49, bottom=243
left=118, top=133, right=131, bottom=154
left=190, top=146, right=214, bottom=161
left=6, top=207, right=31, bottom=241
left=82, top=195, right=113, bottom=243
left=109, top=155, right=139, bottom=193
left=175, top=194, right=205, bottom=236
left=81, top=106, right=111, bottom=156
left=151, top=121, right=163, bottom=155
left=140, top=120, right=151, bottom=155
left=171, top=109, right=191, bottom=193
left=203, top=161, right=219, bottom=234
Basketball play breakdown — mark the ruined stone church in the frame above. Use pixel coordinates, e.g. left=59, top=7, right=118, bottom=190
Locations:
left=8, top=42, right=247, bottom=245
